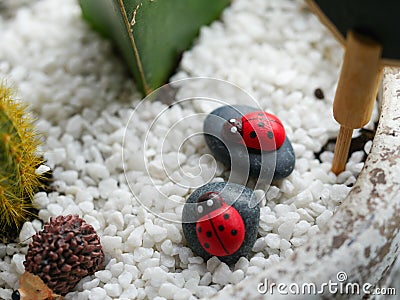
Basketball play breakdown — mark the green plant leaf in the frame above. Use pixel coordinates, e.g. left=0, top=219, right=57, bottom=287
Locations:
left=79, top=0, right=230, bottom=95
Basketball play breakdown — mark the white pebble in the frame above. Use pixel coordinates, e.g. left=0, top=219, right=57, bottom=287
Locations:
left=120, top=285, right=139, bottom=299
left=265, top=233, right=281, bottom=249
left=138, top=258, right=160, bottom=271
left=107, top=211, right=124, bottom=231
left=234, top=257, right=249, bottom=272
left=278, top=222, right=295, bottom=240
left=104, top=283, right=122, bottom=297
left=66, top=114, right=83, bottom=137
left=199, top=272, right=212, bottom=286
left=75, top=190, right=94, bottom=203
left=164, top=224, right=182, bottom=243
left=85, top=163, right=110, bottom=180
left=83, top=278, right=100, bottom=290
left=280, top=239, right=291, bottom=251
left=0, top=289, right=12, bottom=300
left=266, top=186, right=280, bottom=201
left=349, top=162, right=364, bottom=174
left=33, top=192, right=49, bottom=208
left=19, top=222, right=36, bottom=243
left=160, top=239, right=173, bottom=255
left=188, top=256, right=203, bottom=264
left=101, top=236, right=122, bottom=255
left=212, top=263, right=231, bottom=285
left=58, top=170, right=78, bottom=185
left=161, top=253, right=175, bottom=268
left=293, top=220, right=311, bottom=236
left=308, top=225, right=320, bottom=236
left=330, top=184, right=351, bottom=202
left=12, top=254, right=25, bottom=274
left=364, top=140, right=372, bottom=154
left=126, top=226, right=145, bottom=250
left=178, top=247, right=193, bottom=264
left=285, top=248, right=295, bottom=258
left=95, top=270, right=113, bottom=283
left=309, top=202, right=327, bottom=214
left=35, top=164, right=51, bottom=175
left=134, top=247, right=154, bottom=262
left=274, top=204, right=292, bottom=217
left=142, top=267, right=168, bottom=287
left=285, top=212, right=301, bottom=223
left=110, top=262, right=124, bottom=277
left=173, top=288, right=192, bottom=300
left=280, top=179, right=295, bottom=195
left=89, top=287, right=107, bottom=300
left=230, top=269, right=244, bottom=284
left=316, top=210, right=333, bottom=228
left=47, top=203, right=63, bottom=216
left=250, top=256, right=268, bottom=268
left=293, top=189, right=314, bottom=206
left=159, top=283, right=181, bottom=299
left=122, top=263, right=137, bottom=276
left=290, top=235, right=307, bottom=247
left=349, top=150, right=364, bottom=163
left=206, top=256, right=220, bottom=272
left=78, top=201, right=94, bottom=214
left=0, top=271, right=18, bottom=288
left=196, top=286, right=217, bottom=298
left=184, top=278, right=200, bottom=293
left=297, top=208, right=315, bottom=222
left=145, top=221, right=168, bottom=242
left=252, top=238, right=267, bottom=252
left=99, top=178, right=118, bottom=198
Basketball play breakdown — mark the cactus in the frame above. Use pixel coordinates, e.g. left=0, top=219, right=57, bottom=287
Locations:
left=79, top=0, right=230, bottom=95
left=0, top=83, right=43, bottom=242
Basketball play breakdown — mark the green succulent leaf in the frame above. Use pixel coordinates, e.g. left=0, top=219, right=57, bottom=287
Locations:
left=79, top=0, right=230, bottom=95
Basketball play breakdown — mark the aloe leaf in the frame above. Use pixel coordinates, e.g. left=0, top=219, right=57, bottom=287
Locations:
left=79, top=0, right=230, bottom=95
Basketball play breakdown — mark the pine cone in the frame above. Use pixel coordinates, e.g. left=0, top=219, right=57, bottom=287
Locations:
left=24, top=215, right=104, bottom=295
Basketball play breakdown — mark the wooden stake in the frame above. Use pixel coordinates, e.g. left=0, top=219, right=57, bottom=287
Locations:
left=331, top=31, right=383, bottom=174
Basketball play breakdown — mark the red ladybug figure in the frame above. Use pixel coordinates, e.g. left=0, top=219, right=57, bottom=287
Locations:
left=222, top=111, right=286, bottom=151
left=195, top=192, right=245, bottom=257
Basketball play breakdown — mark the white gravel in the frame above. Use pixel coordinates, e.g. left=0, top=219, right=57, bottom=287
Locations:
left=0, top=0, right=390, bottom=300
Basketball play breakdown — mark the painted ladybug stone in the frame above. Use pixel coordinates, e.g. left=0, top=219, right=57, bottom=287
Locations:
left=204, top=105, right=295, bottom=180
left=182, top=182, right=260, bottom=265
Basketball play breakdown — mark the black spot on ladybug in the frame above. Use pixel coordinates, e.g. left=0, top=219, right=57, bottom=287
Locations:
left=231, top=229, right=237, bottom=236
left=204, top=243, right=210, bottom=249
left=218, top=225, right=225, bottom=231
left=249, top=131, right=257, bottom=139
left=267, top=131, right=273, bottom=139
left=206, top=231, right=212, bottom=237
left=197, top=227, right=202, bottom=233
left=224, top=214, right=229, bottom=220
left=258, top=113, right=263, bottom=116
left=258, top=122, right=264, bottom=127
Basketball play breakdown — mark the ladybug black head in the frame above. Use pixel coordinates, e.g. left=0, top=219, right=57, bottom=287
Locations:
left=221, top=118, right=243, bottom=145
left=196, top=192, right=224, bottom=219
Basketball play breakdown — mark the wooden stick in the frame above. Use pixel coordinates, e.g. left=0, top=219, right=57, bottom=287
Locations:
left=331, top=31, right=383, bottom=174
left=331, top=126, right=353, bottom=174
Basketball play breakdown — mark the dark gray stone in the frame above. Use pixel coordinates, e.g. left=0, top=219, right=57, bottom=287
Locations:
left=203, top=105, right=295, bottom=180
left=182, top=182, right=260, bottom=265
